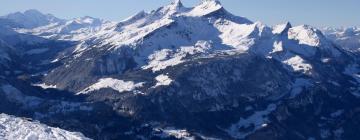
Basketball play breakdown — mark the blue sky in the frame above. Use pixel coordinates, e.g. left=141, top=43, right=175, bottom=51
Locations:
left=0, top=0, right=359, bottom=27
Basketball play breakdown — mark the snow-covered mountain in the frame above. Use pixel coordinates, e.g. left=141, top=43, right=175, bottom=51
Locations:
left=42, top=0, right=346, bottom=92
left=1, top=9, right=64, bottom=29
left=0, top=0, right=360, bottom=140
left=17, top=16, right=115, bottom=41
left=322, top=27, right=360, bottom=52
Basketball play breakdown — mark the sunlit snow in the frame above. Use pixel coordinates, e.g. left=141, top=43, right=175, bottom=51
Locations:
left=154, top=74, right=173, bottom=88
left=78, top=78, right=144, bottom=94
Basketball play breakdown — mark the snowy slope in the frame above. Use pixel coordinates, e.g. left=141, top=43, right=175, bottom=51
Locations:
left=57, top=0, right=256, bottom=71
left=0, top=113, right=91, bottom=140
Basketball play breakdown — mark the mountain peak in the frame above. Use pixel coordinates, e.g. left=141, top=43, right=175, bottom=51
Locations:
left=200, top=0, right=223, bottom=9
left=4, top=9, right=63, bottom=29
left=167, top=0, right=185, bottom=12
left=151, top=0, right=187, bottom=17
left=201, top=0, right=222, bottom=4
left=288, top=25, right=328, bottom=47
left=74, top=16, right=102, bottom=24
left=273, top=22, right=292, bottom=35
left=187, top=0, right=223, bottom=17
left=23, top=9, right=44, bottom=16
left=171, top=0, right=184, bottom=8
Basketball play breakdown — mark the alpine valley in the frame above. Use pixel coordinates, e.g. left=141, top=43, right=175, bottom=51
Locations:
left=0, top=0, right=360, bottom=140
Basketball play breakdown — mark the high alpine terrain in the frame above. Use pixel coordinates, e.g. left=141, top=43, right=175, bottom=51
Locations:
left=0, top=0, right=360, bottom=139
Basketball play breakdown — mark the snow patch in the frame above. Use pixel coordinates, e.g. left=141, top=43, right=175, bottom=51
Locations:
left=142, top=49, right=183, bottom=72
left=154, top=74, right=173, bottom=88
left=51, top=58, right=59, bottom=63
left=226, top=104, right=277, bottom=139
left=321, top=58, right=331, bottom=63
left=271, top=41, right=284, bottom=53
left=78, top=78, right=144, bottom=94
left=33, top=83, right=57, bottom=89
left=154, top=127, right=194, bottom=140
left=282, top=55, right=312, bottom=74
left=142, top=41, right=212, bottom=72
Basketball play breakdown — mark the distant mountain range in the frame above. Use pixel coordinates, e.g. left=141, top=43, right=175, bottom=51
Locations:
left=0, top=0, right=360, bottom=139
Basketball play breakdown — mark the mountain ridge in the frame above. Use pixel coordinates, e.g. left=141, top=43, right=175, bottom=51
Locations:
left=0, top=0, right=360, bottom=139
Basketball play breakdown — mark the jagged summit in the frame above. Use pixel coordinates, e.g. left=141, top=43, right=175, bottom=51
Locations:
left=151, top=0, right=188, bottom=17
left=187, top=0, right=223, bottom=17
left=288, top=24, right=328, bottom=47
left=115, top=0, right=252, bottom=30
left=171, top=0, right=184, bottom=8
left=165, top=0, right=185, bottom=11
left=273, top=22, right=292, bottom=35
left=201, top=0, right=222, bottom=4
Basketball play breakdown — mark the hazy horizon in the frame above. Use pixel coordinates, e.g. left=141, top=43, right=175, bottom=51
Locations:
left=1, top=0, right=359, bottom=27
